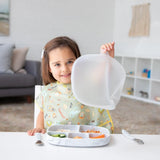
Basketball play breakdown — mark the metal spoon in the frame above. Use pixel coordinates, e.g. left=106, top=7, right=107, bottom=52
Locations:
left=122, top=129, right=144, bottom=145
left=35, top=133, right=44, bottom=146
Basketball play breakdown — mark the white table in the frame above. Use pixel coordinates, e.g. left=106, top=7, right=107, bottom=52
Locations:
left=0, top=132, right=160, bottom=160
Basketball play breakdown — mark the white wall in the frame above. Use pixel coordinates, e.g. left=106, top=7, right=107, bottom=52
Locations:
left=114, top=0, right=160, bottom=58
left=0, top=0, right=115, bottom=60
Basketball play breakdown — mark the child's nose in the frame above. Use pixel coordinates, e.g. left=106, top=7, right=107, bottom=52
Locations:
left=61, top=65, right=68, bottom=72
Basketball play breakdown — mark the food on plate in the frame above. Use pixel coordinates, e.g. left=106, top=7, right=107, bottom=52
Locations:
left=90, top=134, right=105, bottom=139
left=73, top=136, right=83, bottom=139
left=51, top=134, right=59, bottom=137
left=50, top=133, right=66, bottom=138
left=59, top=134, right=66, bottom=138
left=56, top=129, right=71, bottom=132
left=81, top=130, right=100, bottom=133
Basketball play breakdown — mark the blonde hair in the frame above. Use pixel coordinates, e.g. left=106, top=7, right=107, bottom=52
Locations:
left=42, top=36, right=81, bottom=85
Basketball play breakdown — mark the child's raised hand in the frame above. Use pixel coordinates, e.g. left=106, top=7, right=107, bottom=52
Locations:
left=100, top=42, right=115, bottom=58
left=27, top=128, right=46, bottom=136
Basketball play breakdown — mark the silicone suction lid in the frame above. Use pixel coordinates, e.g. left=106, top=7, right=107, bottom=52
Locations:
left=71, top=54, right=126, bottom=110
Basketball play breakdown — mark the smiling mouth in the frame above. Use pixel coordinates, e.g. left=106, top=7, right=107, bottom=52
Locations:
left=61, top=73, right=71, bottom=78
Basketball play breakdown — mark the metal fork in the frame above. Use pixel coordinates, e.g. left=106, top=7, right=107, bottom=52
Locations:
left=122, top=129, right=144, bottom=145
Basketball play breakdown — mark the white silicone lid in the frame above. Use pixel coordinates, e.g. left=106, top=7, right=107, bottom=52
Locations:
left=71, top=54, right=126, bottom=110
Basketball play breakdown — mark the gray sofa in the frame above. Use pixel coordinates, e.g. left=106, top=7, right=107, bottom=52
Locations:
left=0, top=60, right=42, bottom=98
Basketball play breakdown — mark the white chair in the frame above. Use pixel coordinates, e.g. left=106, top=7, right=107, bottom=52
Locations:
left=34, top=85, right=43, bottom=127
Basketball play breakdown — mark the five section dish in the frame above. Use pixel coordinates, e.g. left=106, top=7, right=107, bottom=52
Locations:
left=46, top=124, right=111, bottom=147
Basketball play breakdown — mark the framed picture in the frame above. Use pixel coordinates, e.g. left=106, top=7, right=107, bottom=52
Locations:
left=0, top=0, right=10, bottom=36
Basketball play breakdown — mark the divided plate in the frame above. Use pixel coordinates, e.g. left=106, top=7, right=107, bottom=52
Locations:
left=46, top=124, right=111, bottom=147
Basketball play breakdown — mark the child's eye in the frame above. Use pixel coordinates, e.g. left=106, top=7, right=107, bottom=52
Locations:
left=55, top=63, right=60, bottom=67
left=67, top=60, right=74, bottom=64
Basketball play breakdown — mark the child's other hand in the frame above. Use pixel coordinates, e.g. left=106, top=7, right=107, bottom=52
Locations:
left=100, top=42, right=115, bottom=58
left=27, top=128, right=46, bottom=136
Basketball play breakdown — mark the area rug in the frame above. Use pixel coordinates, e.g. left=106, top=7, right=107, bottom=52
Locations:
left=0, top=97, right=160, bottom=134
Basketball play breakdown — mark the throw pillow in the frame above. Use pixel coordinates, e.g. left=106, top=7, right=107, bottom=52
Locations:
left=0, top=44, right=15, bottom=73
left=11, top=47, right=29, bottom=72
left=16, top=68, right=27, bottom=74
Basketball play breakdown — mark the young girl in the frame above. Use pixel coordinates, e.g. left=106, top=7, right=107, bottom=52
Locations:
left=28, top=36, right=115, bottom=136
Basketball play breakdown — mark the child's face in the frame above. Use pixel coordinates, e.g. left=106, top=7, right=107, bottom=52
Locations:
left=49, top=47, right=76, bottom=84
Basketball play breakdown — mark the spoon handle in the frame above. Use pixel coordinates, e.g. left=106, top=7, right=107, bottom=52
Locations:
left=122, top=129, right=134, bottom=140
left=35, top=133, right=41, bottom=140
left=122, top=129, right=144, bottom=145
left=35, top=133, right=44, bottom=146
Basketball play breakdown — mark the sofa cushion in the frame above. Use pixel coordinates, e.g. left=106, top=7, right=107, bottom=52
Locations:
left=11, top=47, right=29, bottom=72
left=0, top=44, right=15, bottom=73
left=0, top=73, right=35, bottom=88
left=16, top=68, right=27, bottom=74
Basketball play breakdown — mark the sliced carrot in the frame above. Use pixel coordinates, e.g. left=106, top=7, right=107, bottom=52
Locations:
left=73, top=136, right=83, bottom=139
left=90, top=134, right=105, bottom=139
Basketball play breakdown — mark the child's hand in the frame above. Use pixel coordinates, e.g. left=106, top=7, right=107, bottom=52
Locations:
left=27, top=128, right=46, bottom=136
left=100, top=42, right=115, bottom=58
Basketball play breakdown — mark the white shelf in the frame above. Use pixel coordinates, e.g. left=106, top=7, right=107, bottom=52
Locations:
left=116, top=56, right=160, bottom=105
left=151, top=79, right=160, bottom=82
left=135, top=76, right=150, bottom=81
left=152, top=59, right=160, bottom=79
left=122, top=94, right=160, bottom=105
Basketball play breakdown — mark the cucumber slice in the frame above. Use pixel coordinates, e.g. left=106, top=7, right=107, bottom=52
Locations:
left=51, top=134, right=60, bottom=137
left=59, top=134, right=66, bottom=138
